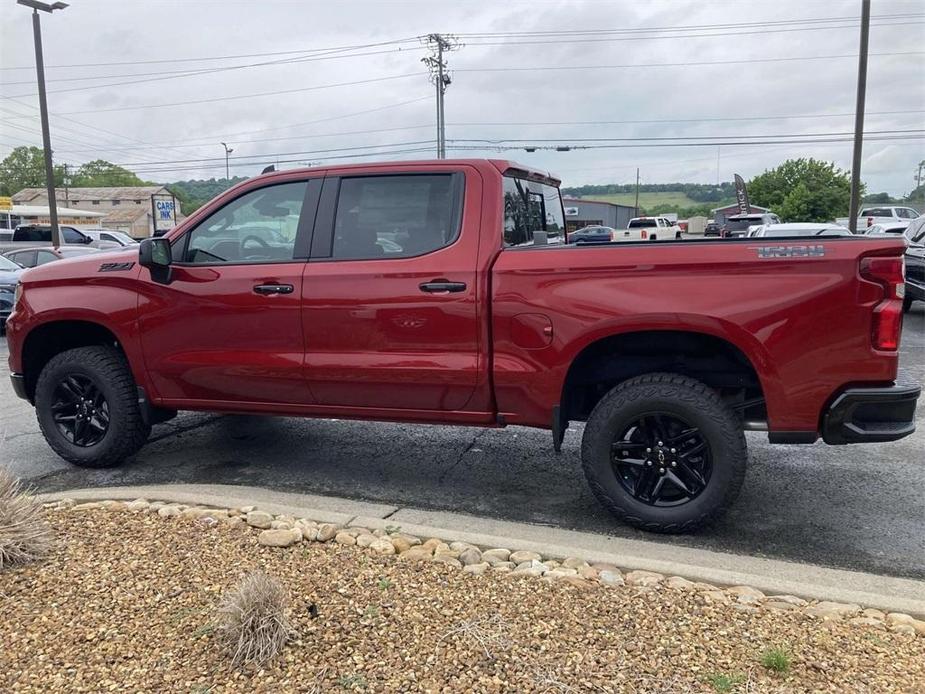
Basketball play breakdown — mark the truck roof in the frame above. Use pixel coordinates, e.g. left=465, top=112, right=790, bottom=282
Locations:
left=247, top=158, right=562, bottom=187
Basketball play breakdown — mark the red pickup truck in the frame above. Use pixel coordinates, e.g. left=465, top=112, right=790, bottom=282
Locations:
left=5, top=160, right=919, bottom=533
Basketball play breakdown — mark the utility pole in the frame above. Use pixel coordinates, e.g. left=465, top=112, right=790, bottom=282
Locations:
left=916, top=160, right=925, bottom=189
left=848, top=0, right=871, bottom=234
left=634, top=168, right=640, bottom=216
left=63, top=162, right=69, bottom=205
left=422, top=34, right=459, bottom=159
left=19, top=0, right=68, bottom=248
left=221, top=142, right=233, bottom=181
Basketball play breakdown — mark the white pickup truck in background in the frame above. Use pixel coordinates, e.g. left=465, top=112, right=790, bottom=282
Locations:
left=611, top=216, right=681, bottom=241
left=835, top=205, right=920, bottom=231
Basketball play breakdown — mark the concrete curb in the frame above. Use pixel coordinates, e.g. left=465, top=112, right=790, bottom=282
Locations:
left=36, top=483, right=925, bottom=618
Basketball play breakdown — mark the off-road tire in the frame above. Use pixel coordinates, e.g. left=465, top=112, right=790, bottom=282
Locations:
left=903, top=296, right=913, bottom=313
left=35, top=346, right=151, bottom=468
left=581, top=372, right=746, bottom=533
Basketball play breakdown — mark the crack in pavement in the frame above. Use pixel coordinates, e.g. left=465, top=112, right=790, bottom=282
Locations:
left=438, top=429, right=489, bottom=484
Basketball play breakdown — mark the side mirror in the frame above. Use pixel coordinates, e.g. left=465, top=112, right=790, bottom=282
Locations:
left=139, top=237, right=173, bottom=284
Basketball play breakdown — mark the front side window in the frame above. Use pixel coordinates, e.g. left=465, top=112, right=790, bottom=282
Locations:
left=332, top=174, right=460, bottom=260
left=502, top=176, right=564, bottom=247
left=62, top=227, right=85, bottom=244
left=904, top=218, right=925, bottom=244
left=180, top=181, right=307, bottom=264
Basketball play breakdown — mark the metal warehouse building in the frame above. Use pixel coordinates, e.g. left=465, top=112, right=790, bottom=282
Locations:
left=563, top=197, right=636, bottom=233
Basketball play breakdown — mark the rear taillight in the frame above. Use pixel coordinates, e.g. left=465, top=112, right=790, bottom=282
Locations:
left=860, top=256, right=905, bottom=351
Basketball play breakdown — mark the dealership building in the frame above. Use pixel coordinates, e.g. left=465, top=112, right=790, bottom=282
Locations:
left=562, top=197, right=636, bottom=233
left=12, top=185, right=182, bottom=238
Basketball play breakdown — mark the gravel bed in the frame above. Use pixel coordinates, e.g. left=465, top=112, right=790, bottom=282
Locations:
left=1, top=508, right=923, bottom=693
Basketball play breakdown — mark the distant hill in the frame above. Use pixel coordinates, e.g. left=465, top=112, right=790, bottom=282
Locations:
left=562, top=182, right=738, bottom=217
left=166, top=177, right=246, bottom=215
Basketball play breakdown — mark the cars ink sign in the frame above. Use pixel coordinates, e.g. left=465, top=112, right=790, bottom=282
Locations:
left=150, top=193, right=178, bottom=237
left=734, top=174, right=750, bottom=215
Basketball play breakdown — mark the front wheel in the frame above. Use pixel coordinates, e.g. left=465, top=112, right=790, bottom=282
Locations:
left=581, top=373, right=746, bottom=533
left=35, top=346, right=151, bottom=468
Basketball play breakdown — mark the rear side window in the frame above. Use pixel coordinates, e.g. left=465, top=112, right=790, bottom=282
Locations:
left=502, top=177, right=564, bottom=247
left=12, top=226, right=47, bottom=242
left=332, top=174, right=462, bottom=259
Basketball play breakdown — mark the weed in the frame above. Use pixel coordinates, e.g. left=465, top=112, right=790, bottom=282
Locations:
left=214, top=570, right=296, bottom=667
left=377, top=577, right=392, bottom=591
left=338, top=673, right=367, bottom=689
left=760, top=646, right=792, bottom=674
left=707, top=672, right=745, bottom=692
left=383, top=524, right=401, bottom=535
left=363, top=605, right=380, bottom=618
left=0, top=469, right=53, bottom=569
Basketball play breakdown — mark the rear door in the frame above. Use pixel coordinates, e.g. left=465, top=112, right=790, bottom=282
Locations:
left=301, top=168, right=483, bottom=411
left=137, top=177, right=320, bottom=406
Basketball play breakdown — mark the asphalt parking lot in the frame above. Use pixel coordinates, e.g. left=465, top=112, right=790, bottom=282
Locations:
left=2, top=306, right=923, bottom=580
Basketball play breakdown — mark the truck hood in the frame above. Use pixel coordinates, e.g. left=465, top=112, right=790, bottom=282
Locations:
left=19, top=247, right=140, bottom=284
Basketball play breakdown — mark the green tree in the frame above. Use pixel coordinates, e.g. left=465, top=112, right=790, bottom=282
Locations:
left=70, top=159, right=146, bottom=187
left=0, top=146, right=65, bottom=196
left=747, top=158, right=854, bottom=222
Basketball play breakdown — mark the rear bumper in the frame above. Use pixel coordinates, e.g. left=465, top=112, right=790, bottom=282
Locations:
left=821, top=381, right=920, bottom=444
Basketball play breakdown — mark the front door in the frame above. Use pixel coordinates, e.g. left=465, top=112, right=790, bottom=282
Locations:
left=138, top=178, right=318, bottom=406
left=301, top=170, right=483, bottom=411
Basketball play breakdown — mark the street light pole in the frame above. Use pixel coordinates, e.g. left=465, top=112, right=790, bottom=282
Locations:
left=19, top=0, right=68, bottom=248
left=221, top=142, right=233, bottom=181
left=848, top=0, right=871, bottom=234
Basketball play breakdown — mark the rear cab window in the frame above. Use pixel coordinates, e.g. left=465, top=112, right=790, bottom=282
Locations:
left=502, top=176, right=565, bottom=247
left=331, top=174, right=463, bottom=260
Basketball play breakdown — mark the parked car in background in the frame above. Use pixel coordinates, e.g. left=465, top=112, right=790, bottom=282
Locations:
left=0, top=224, right=120, bottom=254
left=567, top=225, right=617, bottom=243
left=704, top=221, right=722, bottom=237
left=835, top=206, right=920, bottom=231
left=750, top=223, right=853, bottom=238
left=722, top=213, right=781, bottom=238
left=865, top=221, right=911, bottom=237
left=3, top=245, right=100, bottom=269
left=613, top=216, right=681, bottom=241
left=81, top=229, right=139, bottom=247
left=0, top=253, right=24, bottom=330
left=902, top=215, right=925, bottom=312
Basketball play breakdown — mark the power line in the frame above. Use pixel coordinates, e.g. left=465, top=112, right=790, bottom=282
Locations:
left=0, top=72, right=425, bottom=116
left=0, top=36, right=425, bottom=71
left=453, top=51, right=924, bottom=74
left=450, top=129, right=924, bottom=145
left=446, top=109, right=925, bottom=128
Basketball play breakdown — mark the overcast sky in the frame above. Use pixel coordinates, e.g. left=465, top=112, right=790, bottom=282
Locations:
left=0, top=0, right=923, bottom=194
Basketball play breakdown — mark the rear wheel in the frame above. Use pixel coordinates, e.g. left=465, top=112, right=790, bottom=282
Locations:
left=35, top=346, right=151, bottom=468
left=581, top=373, right=746, bottom=533
left=903, top=296, right=913, bottom=313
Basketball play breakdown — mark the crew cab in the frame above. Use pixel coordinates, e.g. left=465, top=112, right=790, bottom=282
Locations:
left=5, top=160, right=919, bottom=533
left=615, top=216, right=681, bottom=241
left=0, top=224, right=121, bottom=254
left=836, top=206, right=921, bottom=231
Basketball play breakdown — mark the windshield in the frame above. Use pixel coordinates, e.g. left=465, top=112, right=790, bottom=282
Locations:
left=502, top=176, right=565, bottom=247
left=0, top=254, right=21, bottom=271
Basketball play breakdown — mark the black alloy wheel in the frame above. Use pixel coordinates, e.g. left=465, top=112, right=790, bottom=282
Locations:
left=50, top=374, right=111, bottom=447
left=611, top=413, right=711, bottom=507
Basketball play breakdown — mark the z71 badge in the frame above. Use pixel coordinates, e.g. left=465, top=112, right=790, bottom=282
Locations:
left=98, top=261, right=136, bottom=272
left=754, top=245, right=825, bottom=259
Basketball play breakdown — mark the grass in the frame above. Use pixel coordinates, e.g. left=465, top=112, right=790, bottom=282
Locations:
left=575, top=191, right=725, bottom=209
left=214, top=570, right=296, bottom=667
left=760, top=646, right=792, bottom=674
left=337, top=674, right=367, bottom=690
left=707, top=672, right=746, bottom=692
left=0, top=469, right=53, bottom=570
